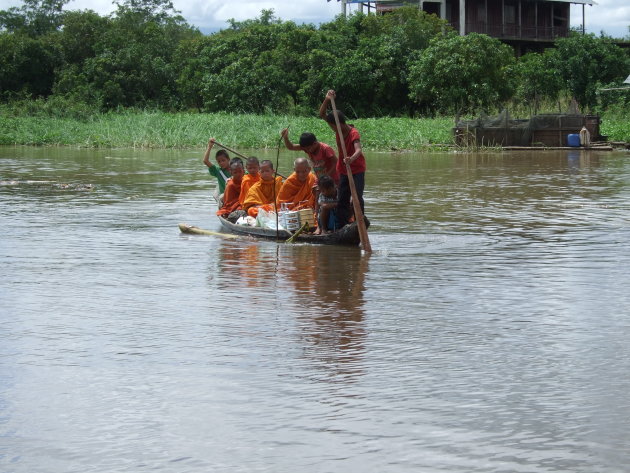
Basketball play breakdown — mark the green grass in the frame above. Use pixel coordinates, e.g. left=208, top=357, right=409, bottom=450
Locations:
left=600, top=112, right=630, bottom=142
left=1, top=108, right=627, bottom=149
left=0, top=110, right=454, bottom=150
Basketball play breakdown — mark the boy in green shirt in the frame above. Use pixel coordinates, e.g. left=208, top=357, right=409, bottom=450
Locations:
left=203, top=138, right=231, bottom=199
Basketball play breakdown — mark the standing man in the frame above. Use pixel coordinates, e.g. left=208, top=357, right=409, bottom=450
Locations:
left=319, top=89, right=366, bottom=228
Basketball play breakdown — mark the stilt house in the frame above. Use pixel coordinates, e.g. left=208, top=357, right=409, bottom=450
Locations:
left=334, top=0, right=595, bottom=52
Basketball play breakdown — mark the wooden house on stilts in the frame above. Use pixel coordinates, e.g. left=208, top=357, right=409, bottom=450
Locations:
left=333, top=0, right=596, bottom=53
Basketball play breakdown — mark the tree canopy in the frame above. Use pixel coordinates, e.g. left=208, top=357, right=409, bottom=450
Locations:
left=1, top=0, right=629, bottom=116
left=407, top=32, right=516, bottom=115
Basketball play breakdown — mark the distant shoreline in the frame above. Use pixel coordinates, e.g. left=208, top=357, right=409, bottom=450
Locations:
left=0, top=111, right=627, bottom=149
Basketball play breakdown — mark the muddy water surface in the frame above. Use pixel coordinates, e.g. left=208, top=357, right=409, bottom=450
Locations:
left=1, top=146, right=629, bottom=472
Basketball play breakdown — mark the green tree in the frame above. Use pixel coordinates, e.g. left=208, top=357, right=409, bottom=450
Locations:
left=177, top=10, right=315, bottom=113
left=299, top=8, right=446, bottom=116
left=0, top=32, right=61, bottom=98
left=407, top=32, right=516, bottom=115
left=73, top=0, right=198, bottom=109
left=551, top=32, right=630, bottom=110
left=514, top=51, right=563, bottom=114
left=0, top=0, right=69, bottom=36
left=58, top=10, right=110, bottom=65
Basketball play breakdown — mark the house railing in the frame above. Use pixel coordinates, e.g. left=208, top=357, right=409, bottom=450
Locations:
left=459, top=21, right=569, bottom=40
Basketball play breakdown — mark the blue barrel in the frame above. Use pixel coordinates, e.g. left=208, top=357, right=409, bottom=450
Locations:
left=567, top=134, right=581, bottom=147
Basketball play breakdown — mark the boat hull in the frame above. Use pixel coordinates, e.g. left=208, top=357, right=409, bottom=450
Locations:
left=217, top=216, right=364, bottom=246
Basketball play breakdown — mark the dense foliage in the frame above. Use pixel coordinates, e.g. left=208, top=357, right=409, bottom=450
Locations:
left=407, top=33, right=516, bottom=115
left=1, top=0, right=629, bottom=117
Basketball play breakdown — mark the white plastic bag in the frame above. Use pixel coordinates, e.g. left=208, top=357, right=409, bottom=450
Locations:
left=236, top=216, right=257, bottom=226
left=256, top=209, right=285, bottom=230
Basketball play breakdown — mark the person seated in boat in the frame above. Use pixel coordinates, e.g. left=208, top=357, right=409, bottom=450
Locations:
left=242, top=160, right=283, bottom=218
left=276, top=157, right=317, bottom=211
left=280, top=129, right=339, bottom=184
left=319, top=89, right=366, bottom=229
left=217, top=158, right=245, bottom=221
left=315, top=175, right=338, bottom=235
left=202, top=138, right=231, bottom=199
left=238, top=156, right=261, bottom=205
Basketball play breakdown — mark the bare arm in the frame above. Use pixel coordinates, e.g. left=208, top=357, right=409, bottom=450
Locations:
left=203, top=138, right=216, bottom=168
left=281, top=128, right=302, bottom=152
left=344, top=140, right=362, bottom=165
left=319, top=89, right=335, bottom=120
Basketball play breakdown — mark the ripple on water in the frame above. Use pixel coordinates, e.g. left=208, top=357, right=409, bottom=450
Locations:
left=1, top=148, right=630, bottom=472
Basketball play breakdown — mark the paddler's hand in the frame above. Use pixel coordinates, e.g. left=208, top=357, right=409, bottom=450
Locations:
left=280, top=128, right=288, bottom=138
left=326, top=90, right=335, bottom=100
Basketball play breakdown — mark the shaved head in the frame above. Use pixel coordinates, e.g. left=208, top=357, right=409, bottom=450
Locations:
left=294, top=157, right=311, bottom=183
left=294, top=157, right=311, bottom=170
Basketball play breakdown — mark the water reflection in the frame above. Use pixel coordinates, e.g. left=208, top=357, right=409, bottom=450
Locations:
left=214, top=240, right=369, bottom=382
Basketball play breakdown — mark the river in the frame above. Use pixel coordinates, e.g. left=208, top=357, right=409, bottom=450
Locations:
left=1, top=146, right=629, bottom=473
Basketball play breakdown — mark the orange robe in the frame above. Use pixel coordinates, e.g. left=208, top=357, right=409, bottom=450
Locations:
left=216, top=178, right=242, bottom=217
left=276, top=172, right=317, bottom=211
left=238, top=174, right=261, bottom=205
left=243, top=176, right=283, bottom=217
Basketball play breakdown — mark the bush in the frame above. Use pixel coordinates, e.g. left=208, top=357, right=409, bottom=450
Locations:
left=407, top=33, right=516, bottom=115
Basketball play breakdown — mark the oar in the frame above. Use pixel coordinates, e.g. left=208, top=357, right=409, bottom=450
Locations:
left=213, top=139, right=287, bottom=179
left=329, top=97, right=372, bottom=253
left=212, top=140, right=248, bottom=160
left=178, top=223, right=239, bottom=239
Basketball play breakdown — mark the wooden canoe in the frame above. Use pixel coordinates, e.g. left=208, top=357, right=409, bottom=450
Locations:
left=179, top=217, right=367, bottom=246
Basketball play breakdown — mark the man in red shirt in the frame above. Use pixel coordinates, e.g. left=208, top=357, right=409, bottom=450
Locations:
left=280, top=129, right=339, bottom=185
left=318, top=89, right=366, bottom=228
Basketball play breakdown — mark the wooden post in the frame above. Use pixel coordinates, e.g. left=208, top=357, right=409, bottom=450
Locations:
left=501, top=0, right=505, bottom=36
left=535, top=1, right=538, bottom=38
left=440, top=0, right=446, bottom=21
left=505, top=109, right=509, bottom=145
left=582, top=4, right=585, bottom=34
left=551, top=3, right=554, bottom=38
left=485, top=0, right=488, bottom=34
left=518, top=0, right=522, bottom=38
left=459, top=0, right=466, bottom=35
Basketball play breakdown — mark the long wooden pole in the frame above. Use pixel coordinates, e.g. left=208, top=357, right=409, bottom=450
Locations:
left=329, top=97, right=372, bottom=253
left=213, top=139, right=286, bottom=179
left=212, top=140, right=248, bottom=160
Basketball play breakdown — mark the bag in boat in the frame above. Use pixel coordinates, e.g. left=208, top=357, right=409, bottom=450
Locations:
left=256, top=209, right=285, bottom=230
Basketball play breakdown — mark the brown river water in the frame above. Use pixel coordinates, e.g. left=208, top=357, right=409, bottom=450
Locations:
left=1, top=146, right=629, bottom=472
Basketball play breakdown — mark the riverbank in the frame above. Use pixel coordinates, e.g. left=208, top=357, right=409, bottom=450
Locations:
left=1, top=110, right=628, bottom=150
left=0, top=111, right=453, bottom=150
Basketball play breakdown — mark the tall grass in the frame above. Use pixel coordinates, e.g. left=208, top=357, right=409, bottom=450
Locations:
left=600, top=111, right=630, bottom=142
left=1, top=107, right=627, bottom=149
left=0, top=109, right=455, bottom=150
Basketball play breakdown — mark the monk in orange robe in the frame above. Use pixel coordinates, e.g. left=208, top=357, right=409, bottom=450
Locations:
left=238, top=156, right=261, bottom=205
left=243, top=159, right=283, bottom=217
left=217, top=158, right=245, bottom=218
left=276, top=157, right=317, bottom=211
